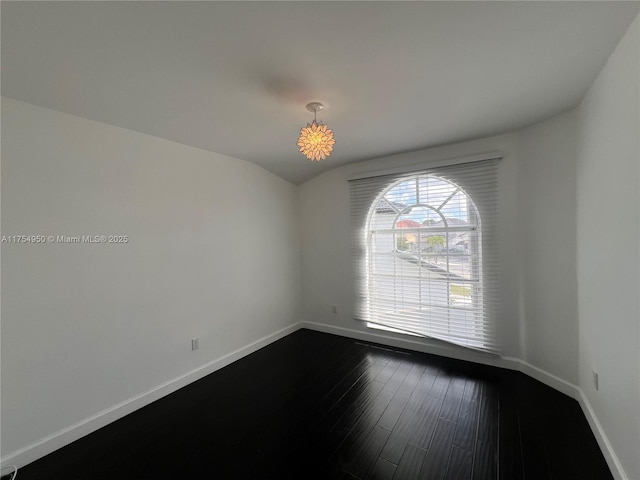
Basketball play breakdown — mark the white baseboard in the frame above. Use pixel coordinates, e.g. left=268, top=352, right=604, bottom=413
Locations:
left=576, top=389, right=629, bottom=480
left=1, top=322, right=303, bottom=469
left=3, top=320, right=628, bottom=480
left=505, top=357, right=580, bottom=399
left=302, top=321, right=516, bottom=370
left=301, top=320, right=626, bottom=480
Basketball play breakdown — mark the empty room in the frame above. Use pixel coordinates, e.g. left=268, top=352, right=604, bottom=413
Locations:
left=1, top=2, right=639, bottom=479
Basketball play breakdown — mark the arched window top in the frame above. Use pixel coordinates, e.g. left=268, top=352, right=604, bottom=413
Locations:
left=372, top=175, right=480, bottom=231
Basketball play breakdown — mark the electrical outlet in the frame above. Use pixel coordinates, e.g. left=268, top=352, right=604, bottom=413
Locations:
left=331, top=305, right=338, bottom=314
left=192, top=338, right=199, bottom=351
left=593, top=370, right=599, bottom=390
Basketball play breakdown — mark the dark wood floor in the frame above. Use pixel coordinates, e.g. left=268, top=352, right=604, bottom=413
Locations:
left=18, top=329, right=612, bottom=479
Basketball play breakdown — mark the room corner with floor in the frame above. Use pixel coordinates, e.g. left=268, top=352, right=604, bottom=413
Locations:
left=1, top=3, right=639, bottom=479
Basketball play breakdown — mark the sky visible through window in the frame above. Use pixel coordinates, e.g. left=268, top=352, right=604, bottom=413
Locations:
left=384, top=176, right=470, bottom=224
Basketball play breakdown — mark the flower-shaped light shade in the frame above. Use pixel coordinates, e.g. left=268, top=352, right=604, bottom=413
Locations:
left=297, top=102, right=335, bottom=161
left=297, top=120, right=335, bottom=161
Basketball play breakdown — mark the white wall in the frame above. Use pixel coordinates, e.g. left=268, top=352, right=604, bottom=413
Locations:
left=3, top=13, right=639, bottom=474
left=576, top=14, right=640, bottom=480
left=298, top=32, right=638, bottom=470
left=298, top=113, right=581, bottom=386
left=519, top=111, right=579, bottom=384
left=0, top=98, right=301, bottom=460
left=299, top=133, right=523, bottom=362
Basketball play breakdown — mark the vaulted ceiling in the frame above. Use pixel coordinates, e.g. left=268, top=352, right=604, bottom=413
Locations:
left=3, top=1, right=638, bottom=184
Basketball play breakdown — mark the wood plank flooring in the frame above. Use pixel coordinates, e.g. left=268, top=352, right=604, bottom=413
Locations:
left=17, top=329, right=612, bottom=479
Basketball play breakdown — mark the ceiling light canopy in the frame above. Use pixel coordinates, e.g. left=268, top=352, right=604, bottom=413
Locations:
left=297, top=102, right=335, bottom=161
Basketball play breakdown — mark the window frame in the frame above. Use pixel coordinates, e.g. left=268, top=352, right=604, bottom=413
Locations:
left=349, top=155, right=501, bottom=355
left=364, top=174, right=485, bottom=348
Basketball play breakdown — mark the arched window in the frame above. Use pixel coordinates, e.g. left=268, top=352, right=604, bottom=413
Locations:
left=367, top=174, right=484, bottom=345
left=350, top=157, right=499, bottom=354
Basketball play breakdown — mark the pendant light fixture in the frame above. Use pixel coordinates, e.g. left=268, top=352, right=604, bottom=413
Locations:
left=297, top=102, right=335, bottom=161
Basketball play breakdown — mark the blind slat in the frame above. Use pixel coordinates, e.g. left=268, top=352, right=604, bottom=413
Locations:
left=350, top=158, right=500, bottom=355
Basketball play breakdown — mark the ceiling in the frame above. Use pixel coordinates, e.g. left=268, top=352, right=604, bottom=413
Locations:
left=2, top=2, right=638, bottom=184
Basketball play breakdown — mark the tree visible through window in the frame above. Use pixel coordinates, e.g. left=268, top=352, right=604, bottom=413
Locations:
left=366, top=174, right=485, bottom=349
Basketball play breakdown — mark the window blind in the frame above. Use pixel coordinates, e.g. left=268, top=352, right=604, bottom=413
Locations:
left=350, top=157, right=500, bottom=355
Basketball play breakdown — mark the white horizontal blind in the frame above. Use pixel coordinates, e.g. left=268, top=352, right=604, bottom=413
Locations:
left=350, top=158, right=500, bottom=354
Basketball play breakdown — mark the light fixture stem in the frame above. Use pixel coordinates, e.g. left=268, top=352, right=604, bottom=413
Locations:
left=306, top=102, right=324, bottom=124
